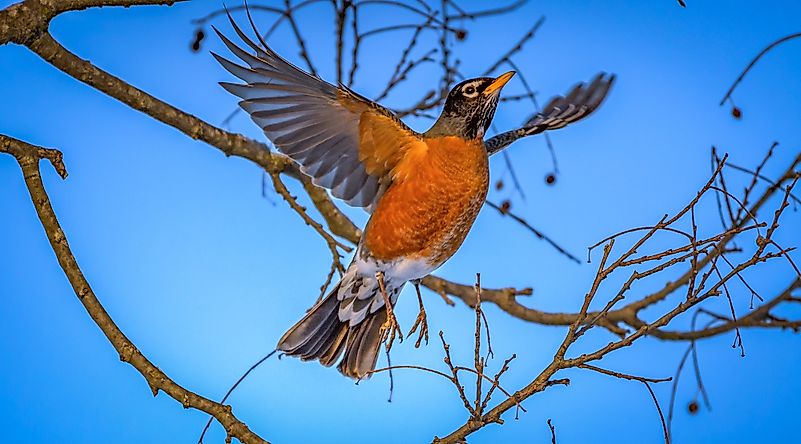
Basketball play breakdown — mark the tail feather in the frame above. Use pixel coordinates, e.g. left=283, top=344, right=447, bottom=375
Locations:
left=338, top=309, right=387, bottom=378
left=277, top=279, right=392, bottom=379
left=278, top=283, right=341, bottom=353
left=300, top=314, right=341, bottom=360
left=319, top=324, right=348, bottom=367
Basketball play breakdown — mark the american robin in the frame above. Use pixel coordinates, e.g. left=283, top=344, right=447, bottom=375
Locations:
left=214, top=16, right=614, bottom=379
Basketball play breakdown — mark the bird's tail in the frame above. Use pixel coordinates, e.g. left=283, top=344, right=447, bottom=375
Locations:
left=277, top=277, right=393, bottom=379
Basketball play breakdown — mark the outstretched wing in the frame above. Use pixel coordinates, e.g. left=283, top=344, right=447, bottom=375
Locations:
left=213, top=16, right=424, bottom=210
left=485, top=73, right=615, bottom=155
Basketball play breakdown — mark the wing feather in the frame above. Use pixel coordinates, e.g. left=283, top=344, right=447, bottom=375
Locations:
left=214, top=15, right=422, bottom=210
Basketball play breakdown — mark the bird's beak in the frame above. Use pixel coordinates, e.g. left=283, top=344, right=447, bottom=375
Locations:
left=484, top=71, right=516, bottom=95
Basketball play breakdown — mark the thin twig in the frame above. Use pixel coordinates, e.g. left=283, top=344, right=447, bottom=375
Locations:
left=485, top=200, right=581, bottom=263
left=720, top=32, right=801, bottom=106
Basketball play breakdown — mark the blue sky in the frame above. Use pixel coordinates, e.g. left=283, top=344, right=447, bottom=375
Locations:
left=1, top=0, right=800, bottom=443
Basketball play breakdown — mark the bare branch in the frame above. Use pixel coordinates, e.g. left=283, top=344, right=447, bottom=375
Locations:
left=0, top=0, right=184, bottom=45
left=0, top=135, right=268, bottom=444
left=481, top=16, right=544, bottom=76
left=434, top=151, right=800, bottom=443
left=446, top=0, right=527, bottom=20
left=269, top=171, right=350, bottom=274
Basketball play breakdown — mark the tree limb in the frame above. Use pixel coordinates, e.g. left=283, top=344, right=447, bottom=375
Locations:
left=0, top=134, right=269, bottom=444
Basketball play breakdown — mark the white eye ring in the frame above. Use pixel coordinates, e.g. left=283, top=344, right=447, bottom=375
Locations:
left=462, top=83, right=479, bottom=98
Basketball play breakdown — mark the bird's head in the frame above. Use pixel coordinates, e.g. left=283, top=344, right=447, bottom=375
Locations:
left=426, top=71, right=515, bottom=140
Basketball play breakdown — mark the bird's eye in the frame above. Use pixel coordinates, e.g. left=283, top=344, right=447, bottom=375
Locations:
left=464, top=86, right=476, bottom=95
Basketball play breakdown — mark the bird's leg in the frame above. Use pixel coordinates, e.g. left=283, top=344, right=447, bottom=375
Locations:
left=406, top=279, right=429, bottom=348
left=375, top=271, right=403, bottom=352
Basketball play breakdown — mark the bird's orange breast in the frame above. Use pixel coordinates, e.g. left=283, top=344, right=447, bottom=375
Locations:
left=363, top=136, right=489, bottom=265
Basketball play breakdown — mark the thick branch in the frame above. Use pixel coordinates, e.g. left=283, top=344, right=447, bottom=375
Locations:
left=22, top=31, right=284, bottom=172
left=0, top=0, right=181, bottom=45
left=0, top=0, right=289, bottom=177
left=0, top=134, right=267, bottom=444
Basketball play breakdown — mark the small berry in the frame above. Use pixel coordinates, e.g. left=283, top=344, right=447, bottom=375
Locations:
left=688, top=401, right=699, bottom=414
left=455, top=29, right=467, bottom=41
left=500, top=200, right=511, bottom=214
left=495, top=180, right=504, bottom=191
left=191, top=29, right=205, bottom=52
left=731, top=106, right=742, bottom=119
left=545, top=173, right=556, bottom=185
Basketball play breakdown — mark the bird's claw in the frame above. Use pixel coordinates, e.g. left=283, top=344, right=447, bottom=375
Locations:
left=406, top=281, right=429, bottom=348
left=379, top=302, right=403, bottom=352
left=406, top=309, right=429, bottom=348
left=376, top=271, right=403, bottom=353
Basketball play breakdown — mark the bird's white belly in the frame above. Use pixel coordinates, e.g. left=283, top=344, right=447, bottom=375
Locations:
left=353, top=254, right=435, bottom=283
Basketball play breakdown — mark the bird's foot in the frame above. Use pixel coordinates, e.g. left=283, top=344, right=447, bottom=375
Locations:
left=375, top=271, right=403, bottom=353
left=406, top=280, right=429, bottom=348
left=380, top=303, right=403, bottom=353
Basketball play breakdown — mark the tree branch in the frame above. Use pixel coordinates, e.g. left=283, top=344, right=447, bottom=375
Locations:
left=0, top=0, right=182, bottom=45
left=0, top=134, right=268, bottom=444
left=433, top=154, right=800, bottom=443
left=4, top=3, right=800, bottom=442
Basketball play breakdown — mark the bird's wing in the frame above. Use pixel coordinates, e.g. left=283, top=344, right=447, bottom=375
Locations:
left=521, top=72, right=615, bottom=133
left=213, top=16, right=424, bottom=210
left=485, top=73, right=615, bottom=156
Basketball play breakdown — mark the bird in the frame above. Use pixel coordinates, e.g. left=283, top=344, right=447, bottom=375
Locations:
left=214, top=14, right=614, bottom=379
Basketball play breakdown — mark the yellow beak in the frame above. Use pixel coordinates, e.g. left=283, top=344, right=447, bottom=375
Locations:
left=484, top=71, right=516, bottom=95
